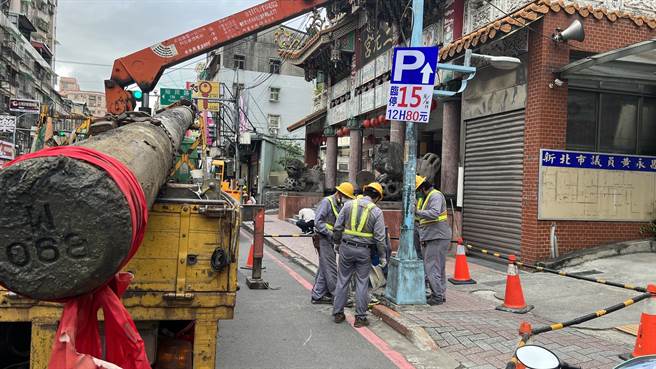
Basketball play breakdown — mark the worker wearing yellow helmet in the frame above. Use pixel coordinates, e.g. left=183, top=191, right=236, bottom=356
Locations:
left=415, top=175, right=452, bottom=306
left=332, top=182, right=386, bottom=328
left=310, top=181, right=355, bottom=305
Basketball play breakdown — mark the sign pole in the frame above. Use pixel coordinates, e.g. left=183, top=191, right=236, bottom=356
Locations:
left=385, top=0, right=427, bottom=305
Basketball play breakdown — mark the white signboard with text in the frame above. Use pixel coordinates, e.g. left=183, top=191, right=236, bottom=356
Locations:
left=0, top=115, right=16, bottom=134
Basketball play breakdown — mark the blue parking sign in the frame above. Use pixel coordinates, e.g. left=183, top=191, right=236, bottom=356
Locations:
left=386, top=46, right=439, bottom=123
left=390, top=47, right=438, bottom=85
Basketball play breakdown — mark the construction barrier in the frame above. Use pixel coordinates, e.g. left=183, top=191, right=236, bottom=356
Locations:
left=496, top=255, right=533, bottom=314
left=264, top=233, right=313, bottom=238
left=448, top=240, right=476, bottom=285
left=242, top=243, right=255, bottom=270
left=246, top=206, right=268, bottom=289
left=463, top=242, right=648, bottom=293
left=505, top=288, right=655, bottom=368
left=622, top=284, right=656, bottom=359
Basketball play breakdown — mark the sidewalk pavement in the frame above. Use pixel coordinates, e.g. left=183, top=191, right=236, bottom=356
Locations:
left=247, top=213, right=643, bottom=369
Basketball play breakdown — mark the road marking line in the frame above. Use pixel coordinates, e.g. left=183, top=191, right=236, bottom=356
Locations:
left=264, top=249, right=314, bottom=290
left=263, top=248, right=416, bottom=369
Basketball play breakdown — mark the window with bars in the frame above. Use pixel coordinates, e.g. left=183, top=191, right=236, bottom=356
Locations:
left=267, top=114, right=280, bottom=134
left=233, top=54, right=245, bottom=70
left=269, top=87, right=280, bottom=102
left=269, top=59, right=281, bottom=74
left=567, top=89, right=656, bottom=156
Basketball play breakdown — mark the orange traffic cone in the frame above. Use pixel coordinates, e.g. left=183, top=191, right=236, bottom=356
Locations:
left=448, top=239, right=476, bottom=285
left=241, top=243, right=254, bottom=270
left=625, top=284, right=656, bottom=358
left=496, top=255, right=533, bottom=314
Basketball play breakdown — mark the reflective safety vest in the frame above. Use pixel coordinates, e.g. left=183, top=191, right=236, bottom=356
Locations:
left=418, top=189, right=448, bottom=225
left=325, top=196, right=340, bottom=231
left=343, top=199, right=376, bottom=238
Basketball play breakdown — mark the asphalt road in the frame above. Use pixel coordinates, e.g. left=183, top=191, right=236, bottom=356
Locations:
left=215, top=232, right=404, bottom=369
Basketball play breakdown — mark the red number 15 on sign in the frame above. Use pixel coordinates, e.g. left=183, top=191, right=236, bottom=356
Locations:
left=396, top=86, right=422, bottom=108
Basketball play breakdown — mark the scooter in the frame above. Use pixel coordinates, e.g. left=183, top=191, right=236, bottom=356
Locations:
left=515, top=345, right=656, bottom=369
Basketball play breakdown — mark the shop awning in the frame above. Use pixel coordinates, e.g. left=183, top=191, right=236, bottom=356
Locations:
left=287, top=108, right=326, bottom=133
left=31, top=41, right=53, bottom=60
left=558, top=39, right=656, bottom=85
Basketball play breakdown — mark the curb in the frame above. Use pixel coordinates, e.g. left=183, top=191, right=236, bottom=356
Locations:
left=371, top=304, right=440, bottom=352
left=241, top=223, right=318, bottom=276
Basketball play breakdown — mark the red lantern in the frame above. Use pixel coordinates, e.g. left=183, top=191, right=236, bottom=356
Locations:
left=363, top=119, right=370, bottom=128
left=343, top=127, right=350, bottom=135
left=378, top=115, right=385, bottom=124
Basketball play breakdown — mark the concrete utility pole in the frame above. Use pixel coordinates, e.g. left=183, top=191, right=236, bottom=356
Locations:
left=234, top=87, right=241, bottom=182
left=385, top=0, right=427, bottom=305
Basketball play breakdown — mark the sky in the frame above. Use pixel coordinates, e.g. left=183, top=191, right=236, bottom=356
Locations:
left=54, top=0, right=300, bottom=92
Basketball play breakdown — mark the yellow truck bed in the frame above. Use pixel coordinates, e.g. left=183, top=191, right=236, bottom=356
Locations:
left=0, top=198, right=240, bottom=369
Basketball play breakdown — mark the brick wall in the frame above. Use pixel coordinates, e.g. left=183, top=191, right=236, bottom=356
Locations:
left=521, top=12, right=655, bottom=262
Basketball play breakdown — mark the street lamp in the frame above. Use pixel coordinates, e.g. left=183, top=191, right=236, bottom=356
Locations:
left=434, top=49, right=522, bottom=97
left=471, top=53, right=522, bottom=70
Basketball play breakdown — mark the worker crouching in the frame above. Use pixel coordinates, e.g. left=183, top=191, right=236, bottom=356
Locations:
left=332, top=182, right=387, bottom=328
left=415, top=175, right=452, bottom=306
left=311, top=182, right=355, bottom=304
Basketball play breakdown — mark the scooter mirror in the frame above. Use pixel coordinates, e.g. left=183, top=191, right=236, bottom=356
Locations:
left=516, top=345, right=561, bottom=369
left=612, top=355, right=656, bottom=369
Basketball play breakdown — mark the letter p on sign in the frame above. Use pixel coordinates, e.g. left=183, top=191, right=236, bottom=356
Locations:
left=392, top=50, right=426, bottom=83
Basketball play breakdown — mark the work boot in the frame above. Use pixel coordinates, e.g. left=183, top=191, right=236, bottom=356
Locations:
left=334, top=312, right=346, bottom=324
left=311, top=295, right=333, bottom=305
left=427, top=296, right=444, bottom=306
left=353, top=316, right=369, bottom=328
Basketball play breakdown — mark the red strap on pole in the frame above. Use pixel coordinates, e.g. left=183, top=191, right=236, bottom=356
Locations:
left=5, top=147, right=150, bottom=369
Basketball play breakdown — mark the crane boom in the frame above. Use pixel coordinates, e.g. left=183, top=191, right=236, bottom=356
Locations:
left=105, top=0, right=330, bottom=115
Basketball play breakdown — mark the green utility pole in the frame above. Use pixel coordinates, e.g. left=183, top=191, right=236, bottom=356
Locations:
left=385, top=0, right=427, bottom=305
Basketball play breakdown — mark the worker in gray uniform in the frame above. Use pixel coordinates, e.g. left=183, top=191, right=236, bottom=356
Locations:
left=415, top=175, right=452, bottom=305
left=332, top=182, right=386, bottom=328
left=311, top=182, right=355, bottom=304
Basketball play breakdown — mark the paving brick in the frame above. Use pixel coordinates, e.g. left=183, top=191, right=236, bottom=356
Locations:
left=260, top=210, right=634, bottom=369
left=452, top=329, right=473, bottom=337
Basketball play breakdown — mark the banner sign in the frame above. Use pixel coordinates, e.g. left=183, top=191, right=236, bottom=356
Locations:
left=541, top=149, right=656, bottom=173
left=0, top=140, right=14, bottom=160
left=9, top=99, right=40, bottom=114
left=0, top=115, right=16, bottom=133
left=186, top=81, right=220, bottom=112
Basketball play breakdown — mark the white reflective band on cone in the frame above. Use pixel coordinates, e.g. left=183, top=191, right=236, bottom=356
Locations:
left=456, top=244, right=466, bottom=255
left=507, top=264, right=518, bottom=276
left=646, top=295, right=656, bottom=315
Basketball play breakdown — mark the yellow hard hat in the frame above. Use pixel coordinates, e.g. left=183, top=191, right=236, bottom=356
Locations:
left=335, top=182, right=355, bottom=199
left=364, top=182, right=384, bottom=200
left=415, top=175, right=427, bottom=190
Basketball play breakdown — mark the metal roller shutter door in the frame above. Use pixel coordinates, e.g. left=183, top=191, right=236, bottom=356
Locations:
left=463, top=109, right=525, bottom=255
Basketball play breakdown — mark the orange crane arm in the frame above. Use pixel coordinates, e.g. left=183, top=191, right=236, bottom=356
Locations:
left=105, top=0, right=330, bottom=115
